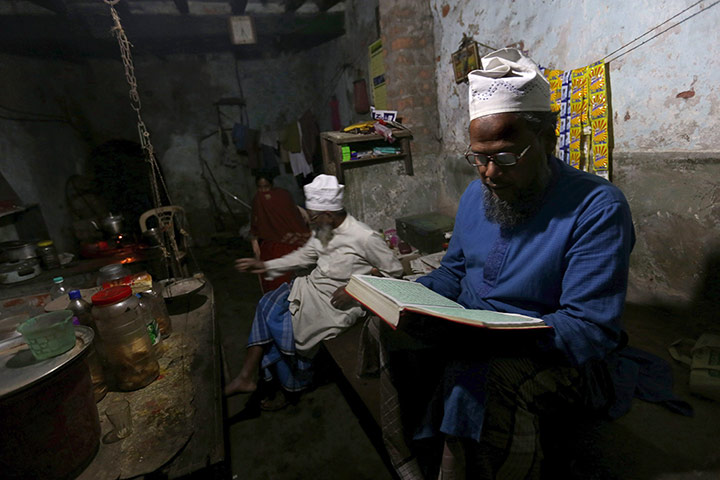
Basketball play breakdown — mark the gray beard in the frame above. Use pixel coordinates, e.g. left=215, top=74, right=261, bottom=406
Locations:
left=314, top=223, right=335, bottom=248
left=483, top=162, right=552, bottom=228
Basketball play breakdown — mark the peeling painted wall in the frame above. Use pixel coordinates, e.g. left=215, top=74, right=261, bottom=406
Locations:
left=3, top=1, right=717, bottom=304
left=1, top=0, right=380, bottom=250
left=0, top=55, right=90, bottom=253
left=338, top=0, right=444, bottom=234
left=428, top=0, right=720, bottom=303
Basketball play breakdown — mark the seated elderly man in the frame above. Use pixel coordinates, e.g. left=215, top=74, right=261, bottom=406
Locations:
left=377, top=48, right=635, bottom=479
left=226, top=174, right=402, bottom=410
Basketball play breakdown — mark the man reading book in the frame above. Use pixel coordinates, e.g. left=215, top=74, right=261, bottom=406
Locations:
left=225, top=174, right=402, bottom=410
left=378, top=48, right=635, bottom=478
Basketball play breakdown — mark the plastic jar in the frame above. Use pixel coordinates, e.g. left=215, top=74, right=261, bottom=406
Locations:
left=91, top=285, right=159, bottom=391
left=68, top=290, right=107, bottom=402
left=36, top=240, right=60, bottom=270
left=140, top=284, right=172, bottom=338
left=136, top=293, right=161, bottom=349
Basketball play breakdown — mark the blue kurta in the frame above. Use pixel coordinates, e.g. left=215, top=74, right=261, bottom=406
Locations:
left=412, top=156, right=635, bottom=441
left=419, top=156, right=635, bottom=366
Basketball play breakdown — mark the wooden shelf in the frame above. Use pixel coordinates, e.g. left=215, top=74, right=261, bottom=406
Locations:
left=320, top=129, right=413, bottom=183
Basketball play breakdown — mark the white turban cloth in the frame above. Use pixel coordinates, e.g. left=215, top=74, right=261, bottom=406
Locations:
left=468, top=47, right=551, bottom=121
left=304, top=174, right=345, bottom=211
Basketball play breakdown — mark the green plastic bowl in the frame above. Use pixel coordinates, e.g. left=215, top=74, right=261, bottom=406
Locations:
left=16, top=310, right=76, bottom=360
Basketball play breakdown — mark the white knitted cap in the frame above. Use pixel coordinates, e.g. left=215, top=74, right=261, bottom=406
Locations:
left=468, top=48, right=550, bottom=120
left=304, top=174, right=344, bottom=211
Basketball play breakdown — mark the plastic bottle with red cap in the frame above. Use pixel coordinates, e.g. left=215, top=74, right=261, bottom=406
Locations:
left=91, top=285, right=159, bottom=391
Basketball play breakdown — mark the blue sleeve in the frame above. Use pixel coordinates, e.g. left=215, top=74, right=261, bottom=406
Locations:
left=542, top=199, right=635, bottom=365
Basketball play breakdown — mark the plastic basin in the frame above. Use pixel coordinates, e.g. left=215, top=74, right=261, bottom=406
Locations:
left=17, top=310, right=76, bottom=360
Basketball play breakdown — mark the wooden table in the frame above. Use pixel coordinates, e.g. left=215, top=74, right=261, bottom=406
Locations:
left=77, top=280, right=225, bottom=479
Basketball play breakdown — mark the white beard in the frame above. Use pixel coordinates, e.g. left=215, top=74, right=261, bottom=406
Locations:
left=314, top=223, right=335, bottom=248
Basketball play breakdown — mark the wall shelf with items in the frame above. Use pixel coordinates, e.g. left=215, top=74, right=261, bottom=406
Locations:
left=319, top=129, right=413, bottom=183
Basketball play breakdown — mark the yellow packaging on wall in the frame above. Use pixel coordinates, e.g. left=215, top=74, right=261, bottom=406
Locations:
left=588, top=61, right=609, bottom=174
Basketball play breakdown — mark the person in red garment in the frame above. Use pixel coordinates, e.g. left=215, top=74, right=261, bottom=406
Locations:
left=250, top=174, right=311, bottom=293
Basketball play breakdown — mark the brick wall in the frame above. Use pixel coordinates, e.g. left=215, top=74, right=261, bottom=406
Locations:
left=378, top=0, right=440, bottom=154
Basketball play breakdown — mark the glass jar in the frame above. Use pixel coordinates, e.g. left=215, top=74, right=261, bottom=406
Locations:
left=91, top=285, right=159, bottom=391
left=96, top=263, right=131, bottom=287
left=36, top=240, right=60, bottom=270
left=140, top=284, right=172, bottom=338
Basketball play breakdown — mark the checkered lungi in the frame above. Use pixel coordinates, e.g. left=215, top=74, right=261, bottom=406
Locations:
left=359, top=317, right=613, bottom=480
left=247, top=282, right=314, bottom=392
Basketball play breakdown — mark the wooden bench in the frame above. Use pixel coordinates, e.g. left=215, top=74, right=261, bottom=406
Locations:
left=321, top=304, right=720, bottom=479
left=321, top=321, right=397, bottom=474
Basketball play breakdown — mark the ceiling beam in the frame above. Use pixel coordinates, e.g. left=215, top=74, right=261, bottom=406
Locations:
left=283, top=0, right=305, bottom=13
left=229, top=0, right=248, bottom=15
left=0, top=10, right=345, bottom=58
left=114, top=0, right=132, bottom=18
left=24, top=0, right=67, bottom=15
left=313, top=0, right=341, bottom=11
left=173, top=0, right=189, bottom=14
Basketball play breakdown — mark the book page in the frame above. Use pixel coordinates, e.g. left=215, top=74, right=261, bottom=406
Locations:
left=412, top=305, right=545, bottom=326
left=356, top=276, right=462, bottom=309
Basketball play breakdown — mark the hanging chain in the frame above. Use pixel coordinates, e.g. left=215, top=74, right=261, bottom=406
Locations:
left=105, top=1, right=172, bottom=210
left=104, top=1, right=198, bottom=277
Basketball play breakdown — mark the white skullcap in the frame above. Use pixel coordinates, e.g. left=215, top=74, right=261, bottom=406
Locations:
left=468, top=48, right=550, bottom=121
left=304, top=174, right=344, bottom=211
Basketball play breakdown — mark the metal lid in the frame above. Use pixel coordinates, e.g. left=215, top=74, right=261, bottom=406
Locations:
left=0, top=325, right=93, bottom=399
left=91, top=285, right=132, bottom=306
left=0, top=240, right=35, bottom=250
left=99, top=263, right=127, bottom=274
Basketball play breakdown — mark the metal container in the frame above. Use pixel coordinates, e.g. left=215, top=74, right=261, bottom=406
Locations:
left=0, top=240, right=37, bottom=262
left=96, top=263, right=131, bottom=287
left=0, top=258, right=41, bottom=284
left=102, top=214, right=124, bottom=235
left=142, top=227, right=163, bottom=246
left=0, top=326, right=100, bottom=480
left=90, top=214, right=125, bottom=236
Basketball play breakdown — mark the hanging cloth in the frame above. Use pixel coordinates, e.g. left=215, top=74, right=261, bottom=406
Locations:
left=299, top=110, right=320, bottom=161
left=280, top=122, right=302, bottom=153
left=288, top=121, right=313, bottom=177
left=330, top=95, right=341, bottom=131
left=353, top=79, right=370, bottom=114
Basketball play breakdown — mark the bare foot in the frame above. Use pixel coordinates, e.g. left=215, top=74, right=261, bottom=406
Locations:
left=224, top=373, right=257, bottom=396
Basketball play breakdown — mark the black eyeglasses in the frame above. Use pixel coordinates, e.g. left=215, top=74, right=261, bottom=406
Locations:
left=464, top=144, right=532, bottom=167
left=308, top=212, right=327, bottom=222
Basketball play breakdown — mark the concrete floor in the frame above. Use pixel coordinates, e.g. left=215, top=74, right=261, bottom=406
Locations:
left=195, top=242, right=720, bottom=480
left=197, top=241, right=392, bottom=480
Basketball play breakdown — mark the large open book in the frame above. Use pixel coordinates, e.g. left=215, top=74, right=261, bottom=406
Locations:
left=345, top=274, right=548, bottom=330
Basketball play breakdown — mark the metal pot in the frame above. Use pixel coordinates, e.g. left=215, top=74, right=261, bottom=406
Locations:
left=102, top=214, right=124, bottom=235
left=0, top=259, right=41, bottom=284
left=91, top=214, right=125, bottom=236
left=0, top=241, right=37, bottom=262
left=0, top=326, right=100, bottom=479
left=142, top=227, right=163, bottom=246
